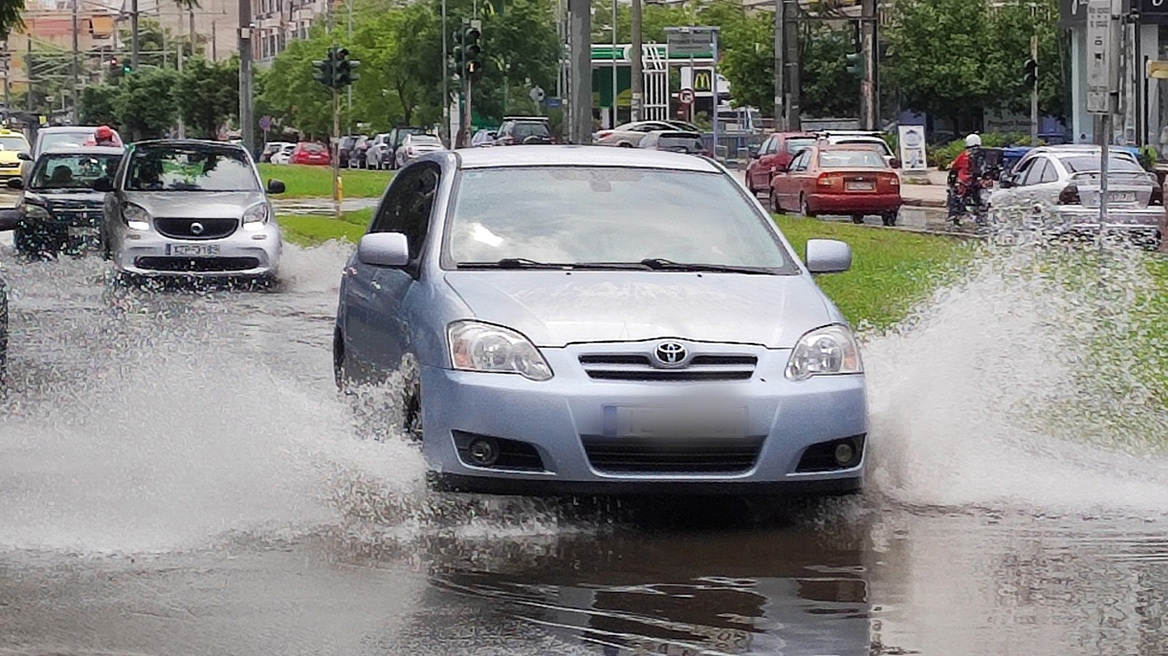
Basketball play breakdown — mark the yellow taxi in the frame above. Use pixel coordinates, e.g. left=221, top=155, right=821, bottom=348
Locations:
left=0, top=128, right=31, bottom=179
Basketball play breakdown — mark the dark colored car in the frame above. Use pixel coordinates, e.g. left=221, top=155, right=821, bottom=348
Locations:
left=347, top=135, right=371, bottom=169
left=387, top=127, right=428, bottom=169
left=637, top=131, right=707, bottom=155
left=7, top=147, right=125, bottom=256
left=495, top=118, right=552, bottom=145
left=337, top=135, right=365, bottom=168
left=745, top=132, right=816, bottom=196
left=290, top=142, right=331, bottom=166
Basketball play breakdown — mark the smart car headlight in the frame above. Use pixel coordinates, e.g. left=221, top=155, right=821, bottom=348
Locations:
left=121, top=203, right=150, bottom=231
left=785, top=324, right=863, bottom=381
left=448, top=320, right=553, bottom=381
left=242, top=203, right=270, bottom=230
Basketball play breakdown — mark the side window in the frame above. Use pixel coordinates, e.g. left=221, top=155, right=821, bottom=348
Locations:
left=1038, top=160, right=1059, bottom=183
left=1023, top=159, right=1049, bottom=186
left=1011, top=158, right=1035, bottom=185
left=790, top=150, right=809, bottom=172
left=369, top=163, right=440, bottom=262
left=761, top=137, right=776, bottom=155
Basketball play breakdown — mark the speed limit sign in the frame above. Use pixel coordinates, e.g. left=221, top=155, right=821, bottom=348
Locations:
left=678, top=88, right=695, bottom=104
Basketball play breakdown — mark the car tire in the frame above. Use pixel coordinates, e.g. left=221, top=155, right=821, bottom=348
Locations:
left=799, top=194, right=816, bottom=219
left=618, top=142, right=634, bottom=148
left=851, top=214, right=865, bottom=225
left=881, top=211, right=898, bottom=227
left=0, top=285, right=8, bottom=385
left=403, top=385, right=423, bottom=442
left=769, top=188, right=781, bottom=214
left=333, top=329, right=347, bottom=392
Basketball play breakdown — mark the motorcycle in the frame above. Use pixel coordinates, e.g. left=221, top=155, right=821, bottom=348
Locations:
left=947, top=147, right=1004, bottom=228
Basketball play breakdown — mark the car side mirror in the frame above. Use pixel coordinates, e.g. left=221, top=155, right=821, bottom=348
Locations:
left=267, top=178, right=286, bottom=194
left=17, top=152, right=30, bottom=161
left=93, top=177, right=114, bottom=192
left=748, top=145, right=760, bottom=158
left=357, top=232, right=410, bottom=268
left=890, top=157, right=901, bottom=169
left=6, top=177, right=23, bottom=190
left=805, top=238, right=852, bottom=274
left=772, top=163, right=788, bottom=174
left=0, top=209, right=18, bottom=231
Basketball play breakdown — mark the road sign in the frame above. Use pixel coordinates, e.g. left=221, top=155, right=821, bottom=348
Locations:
left=665, top=26, right=718, bottom=56
left=543, top=97, right=562, bottom=109
left=529, top=86, right=545, bottom=103
left=259, top=115, right=272, bottom=131
left=678, top=88, right=695, bottom=104
left=1086, top=0, right=1116, bottom=114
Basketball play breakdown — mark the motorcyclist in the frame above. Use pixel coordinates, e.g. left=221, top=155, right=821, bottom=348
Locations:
left=947, top=133, right=982, bottom=222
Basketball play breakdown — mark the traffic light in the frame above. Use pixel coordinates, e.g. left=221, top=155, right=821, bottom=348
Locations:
left=463, top=26, right=483, bottom=81
left=312, top=48, right=336, bottom=88
left=845, top=52, right=864, bottom=79
left=1023, top=58, right=1038, bottom=89
left=333, top=48, right=361, bottom=88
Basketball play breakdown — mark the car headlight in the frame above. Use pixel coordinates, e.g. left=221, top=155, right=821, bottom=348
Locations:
left=122, top=203, right=150, bottom=230
left=785, top=324, right=863, bottom=381
left=22, top=203, right=51, bottom=222
left=448, top=320, right=553, bottom=381
left=242, top=203, right=270, bottom=231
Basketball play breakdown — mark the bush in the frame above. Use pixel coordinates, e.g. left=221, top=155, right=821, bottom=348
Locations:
left=928, top=132, right=1036, bottom=169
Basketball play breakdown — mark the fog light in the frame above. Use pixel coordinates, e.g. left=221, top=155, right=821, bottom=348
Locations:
left=467, top=437, right=500, bottom=467
left=833, top=442, right=857, bottom=467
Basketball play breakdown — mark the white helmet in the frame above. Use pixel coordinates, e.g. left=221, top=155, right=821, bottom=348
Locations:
left=965, top=133, right=982, bottom=148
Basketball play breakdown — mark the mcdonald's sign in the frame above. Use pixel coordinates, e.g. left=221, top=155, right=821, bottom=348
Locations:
left=693, top=69, right=713, bottom=93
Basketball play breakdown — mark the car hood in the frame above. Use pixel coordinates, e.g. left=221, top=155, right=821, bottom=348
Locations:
left=443, top=271, right=835, bottom=348
left=123, top=191, right=267, bottom=219
left=27, top=189, right=107, bottom=208
left=0, top=151, right=21, bottom=165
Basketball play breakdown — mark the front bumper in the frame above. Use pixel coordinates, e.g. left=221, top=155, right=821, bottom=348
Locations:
left=1050, top=206, right=1164, bottom=232
left=417, top=346, right=867, bottom=496
left=112, top=221, right=282, bottom=278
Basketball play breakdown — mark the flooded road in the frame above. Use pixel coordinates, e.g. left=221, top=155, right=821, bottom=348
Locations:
left=2, top=237, right=1168, bottom=655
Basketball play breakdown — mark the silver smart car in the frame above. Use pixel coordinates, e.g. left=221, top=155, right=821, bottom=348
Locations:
left=100, top=140, right=284, bottom=282
left=334, top=146, right=866, bottom=496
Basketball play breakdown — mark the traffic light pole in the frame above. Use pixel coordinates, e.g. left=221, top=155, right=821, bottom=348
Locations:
left=333, top=84, right=341, bottom=217
left=1030, top=32, right=1038, bottom=146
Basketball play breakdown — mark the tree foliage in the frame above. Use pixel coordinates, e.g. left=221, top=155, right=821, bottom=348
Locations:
left=114, top=68, right=180, bottom=139
left=0, top=0, right=23, bottom=41
left=176, top=57, right=239, bottom=138
left=800, top=26, right=859, bottom=118
left=79, top=85, right=120, bottom=126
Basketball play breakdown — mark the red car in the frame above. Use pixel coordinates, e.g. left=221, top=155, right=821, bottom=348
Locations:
left=290, top=141, right=330, bottom=166
left=769, top=145, right=902, bottom=226
left=745, top=131, right=816, bottom=196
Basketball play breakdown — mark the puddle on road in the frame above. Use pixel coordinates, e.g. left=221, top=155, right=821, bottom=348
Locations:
left=0, top=238, right=1167, bottom=655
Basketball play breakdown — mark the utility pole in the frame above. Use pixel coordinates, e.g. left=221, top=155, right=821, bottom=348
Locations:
left=773, top=0, right=784, bottom=129
left=611, top=0, right=617, bottom=127
left=212, top=21, right=218, bottom=60
left=441, top=0, right=449, bottom=147
left=567, top=0, right=591, bottom=143
left=783, top=0, right=800, bottom=130
left=239, top=0, right=255, bottom=155
left=1029, top=6, right=1039, bottom=145
left=860, top=0, right=876, bottom=130
left=630, top=0, right=642, bottom=122
left=131, top=0, right=139, bottom=71
left=177, top=10, right=185, bottom=138
left=71, top=0, right=79, bottom=124
left=347, top=0, right=353, bottom=131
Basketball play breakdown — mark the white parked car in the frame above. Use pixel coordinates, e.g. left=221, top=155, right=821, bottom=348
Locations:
left=394, top=134, right=444, bottom=168
left=269, top=144, right=296, bottom=165
left=988, top=145, right=1163, bottom=247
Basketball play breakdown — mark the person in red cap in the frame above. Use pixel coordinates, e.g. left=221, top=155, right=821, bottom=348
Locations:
left=93, top=125, right=119, bottom=147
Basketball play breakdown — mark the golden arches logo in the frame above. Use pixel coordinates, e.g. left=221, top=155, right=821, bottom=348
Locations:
left=694, top=70, right=712, bottom=91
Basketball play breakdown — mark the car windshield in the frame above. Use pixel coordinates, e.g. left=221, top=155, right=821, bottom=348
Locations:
left=447, top=167, right=790, bottom=270
left=126, top=145, right=259, bottom=192
left=30, top=153, right=122, bottom=190
left=1060, top=154, right=1143, bottom=173
left=833, top=139, right=889, bottom=155
left=0, top=135, right=28, bottom=152
left=787, top=137, right=815, bottom=153
left=38, top=131, right=92, bottom=151
left=819, top=149, right=887, bottom=168
left=513, top=123, right=550, bottom=139
left=657, top=134, right=704, bottom=151
left=301, top=143, right=326, bottom=153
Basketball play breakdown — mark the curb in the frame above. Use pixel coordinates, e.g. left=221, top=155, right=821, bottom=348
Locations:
left=901, top=197, right=947, bottom=209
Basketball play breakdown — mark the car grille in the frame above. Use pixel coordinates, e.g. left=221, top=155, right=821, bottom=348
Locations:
left=135, top=257, right=260, bottom=272
left=154, top=218, right=238, bottom=240
left=50, top=207, right=103, bottom=227
left=578, top=353, right=757, bottom=382
left=581, top=435, right=765, bottom=474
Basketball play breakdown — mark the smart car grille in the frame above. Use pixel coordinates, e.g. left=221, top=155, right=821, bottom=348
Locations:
left=578, top=353, right=757, bottom=382
left=154, top=218, right=238, bottom=240
left=134, top=257, right=260, bottom=272
left=581, top=435, right=765, bottom=473
left=51, top=208, right=103, bottom=227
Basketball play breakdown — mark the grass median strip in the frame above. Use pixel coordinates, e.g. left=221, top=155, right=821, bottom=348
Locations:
left=278, top=209, right=372, bottom=246
left=259, top=164, right=393, bottom=199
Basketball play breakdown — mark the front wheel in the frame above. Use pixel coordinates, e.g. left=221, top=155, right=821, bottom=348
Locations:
left=851, top=214, right=865, bottom=225
left=799, top=194, right=816, bottom=219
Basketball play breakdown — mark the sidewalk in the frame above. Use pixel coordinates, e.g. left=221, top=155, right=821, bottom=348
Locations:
left=899, top=169, right=949, bottom=209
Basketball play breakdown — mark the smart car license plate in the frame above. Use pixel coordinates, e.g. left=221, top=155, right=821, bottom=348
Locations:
left=166, top=243, right=220, bottom=257
left=603, top=405, right=747, bottom=438
left=846, top=181, right=875, bottom=191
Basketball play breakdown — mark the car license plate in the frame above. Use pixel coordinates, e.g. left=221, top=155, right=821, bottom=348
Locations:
left=1108, top=192, right=1135, bottom=203
left=603, top=405, right=746, bottom=438
left=846, top=181, right=875, bottom=191
left=67, top=226, right=98, bottom=237
left=165, top=243, right=220, bottom=257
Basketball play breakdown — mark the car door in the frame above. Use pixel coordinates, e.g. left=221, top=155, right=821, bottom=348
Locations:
left=1027, top=156, right=1065, bottom=208
left=994, top=156, right=1037, bottom=211
left=752, top=136, right=776, bottom=189
left=781, top=149, right=811, bottom=209
left=343, top=162, right=441, bottom=375
left=1013, top=156, right=1052, bottom=209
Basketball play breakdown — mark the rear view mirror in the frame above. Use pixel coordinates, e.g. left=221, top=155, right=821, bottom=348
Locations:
left=6, top=177, right=22, bottom=190
left=357, top=232, right=410, bottom=268
left=805, top=238, right=852, bottom=274
left=267, top=178, right=286, bottom=194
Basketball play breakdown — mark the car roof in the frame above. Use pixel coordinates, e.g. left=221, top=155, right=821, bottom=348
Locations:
left=38, top=146, right=125, bottom=157
left=38, top=126, right=105, bottom=133
left=1027, top=145, right=1134, bottom=156
left=133, top=139, right=247, bottom=150
left=452, top=145, right=721, bottom=172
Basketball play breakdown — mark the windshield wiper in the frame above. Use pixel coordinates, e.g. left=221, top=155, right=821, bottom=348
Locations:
left=639, top=258, right=776, bottom=275
left=459, top=258, right=567, bottom=269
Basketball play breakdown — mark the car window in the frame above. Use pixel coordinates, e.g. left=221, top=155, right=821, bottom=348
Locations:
left=0, top=135, right=29, bottom=152
left=412, top=135, right=441, bottom=145
left=657, top=134, right=704, bottom=153
left=1011, top=157, right=1035, bottom=184
left=758, top=137, right=774, bottom=155
left=30, top=152, right=122, bottom=189
left=125, top=145, right=260, bottom=192
left=1059, top=154, right=1143, bottom=173
left=370, top=163, right=439, bottom=262
left=786, top=137, right=815, bottom=154
left=1038, top=160, right=1059, bottom=183
left=513, top=123, right=550, bottom=139
left=819, top=149, right=886, bottom=169
left=38, top=131, right=92, bottom=152
left=1023, top=158, right=1049, bottom=186
left=789, top=150, right=810, bottom=172
left=301, top=143, right=326, bottom=153
left=833, top=138, right=890, bottom=157
left=445, top=167, right=792, bottom=271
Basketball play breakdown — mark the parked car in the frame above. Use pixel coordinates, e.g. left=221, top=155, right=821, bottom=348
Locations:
left=770, top=145, right=902, bottom=226
left=387, top=127, right=429, bottom=169
left=290, top=141, right=331, bottom=166
left=337, top=135, right=365, bottom=168
left=7, top=147, right=125, bottom=256
left=637, top=130, right=707, bottom=156
left=395, top=133, right=445, bottom=167
left=333, top=146, right=865, bottom=496
left=470, top=129, right=497, bottom=147
left=745, top=132, right=816, bottom=195
left=665, top=119, right=703, bottom=133
left=31, top=126, right=123, bottom=161
left=494, top=118, right=553, bottom=146
left=364, top=133, right=393, bottom=169
left=260, top=141, right=293, bottom=163
left=99, top=139, right=285, bottom=282
left=594, top=120, right=683, bottom=147
left=0, top=128, right=31, bottom=181
left=270, top=144, right=297, bottom=165
left=988, top=145, right=1163, bottom=247
left=816, top=131, right=898, bottom=167
left=347, top=135, right=371, bottom=168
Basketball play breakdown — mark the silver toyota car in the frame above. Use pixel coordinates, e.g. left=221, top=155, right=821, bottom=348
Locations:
left=100, top=140, right=285, bottom=282
left=334, top=146, right=866, bottom=496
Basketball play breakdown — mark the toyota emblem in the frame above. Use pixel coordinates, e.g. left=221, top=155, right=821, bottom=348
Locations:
left=190, top=222, right=204, bottom=235
left=653, top=341, right=688, bottom=367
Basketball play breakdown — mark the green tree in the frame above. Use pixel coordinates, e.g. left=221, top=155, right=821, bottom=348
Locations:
left=176, top=56, right=239, bottom=138
left=0, top=0, right=25, bottom=40
left=712, top=4, right=773, bottom=113
left=351, top=0, right=442, bottom=129
left=79, top=84, right=121, bottom=127
left=115, top=68, right=179, bottom=139
left=987, top=0, right=1066, bottom=121
left=800, top=26, right=859, bottom=118
left=258, top=28, right=336, bottom=138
